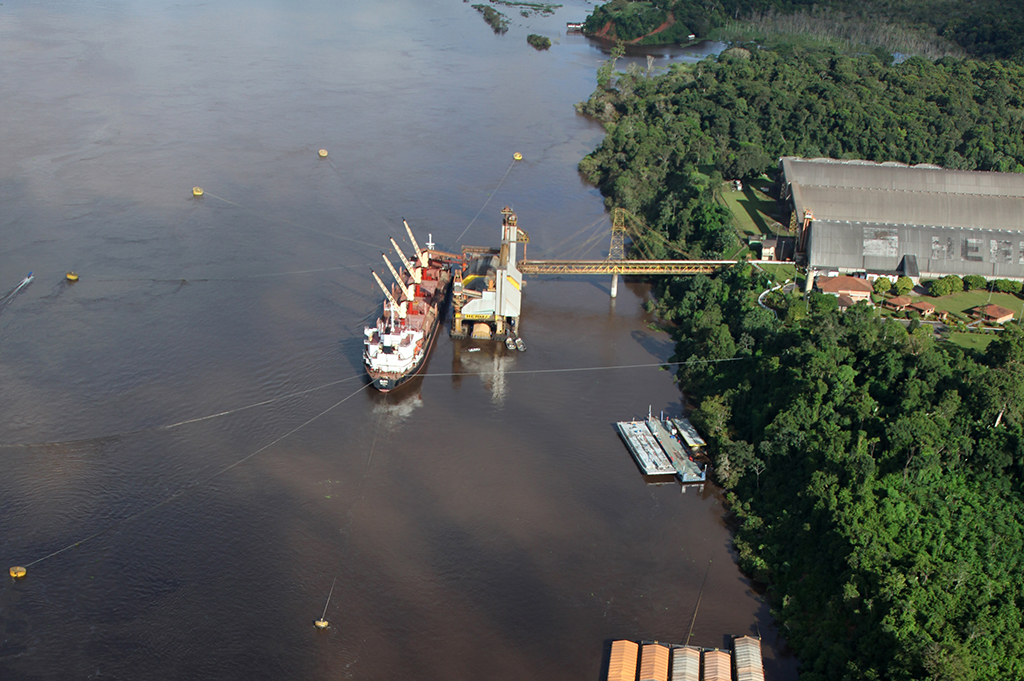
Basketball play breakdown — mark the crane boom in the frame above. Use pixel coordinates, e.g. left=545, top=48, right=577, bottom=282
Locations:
left=403, top=218, right=428, bottom=268
left=382, top=253, right=413, bottom=300
left=371, top=271, right=406, bottom=319
left=390, top=236, right=421, bottom=283
left=390, top=237, right=412, bottom=268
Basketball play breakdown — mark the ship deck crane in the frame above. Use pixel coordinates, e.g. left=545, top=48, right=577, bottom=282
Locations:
left=371, top=271, right=406, bottom=319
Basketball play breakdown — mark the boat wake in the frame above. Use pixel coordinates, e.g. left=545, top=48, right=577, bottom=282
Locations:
left=0, top=272, right=33, bottom=317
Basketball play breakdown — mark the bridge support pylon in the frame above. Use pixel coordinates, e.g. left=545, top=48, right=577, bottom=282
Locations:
left=608, top=207, right=626, bottom=299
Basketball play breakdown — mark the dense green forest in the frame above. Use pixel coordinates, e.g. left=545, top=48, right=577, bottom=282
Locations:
left=577, top=48, right=1024, bottom=258
left=574, top=30, right=1024, bottom=680
left=656, top=266, right=1024, bottom=680
left=583, top=0, right=1024, bottom=62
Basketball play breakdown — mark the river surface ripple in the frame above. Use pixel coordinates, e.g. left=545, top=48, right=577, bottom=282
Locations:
left=0, top=2, right=796, bottom=679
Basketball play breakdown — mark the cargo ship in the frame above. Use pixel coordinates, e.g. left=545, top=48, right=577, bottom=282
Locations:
left=363, top=221, right=454, bottom=392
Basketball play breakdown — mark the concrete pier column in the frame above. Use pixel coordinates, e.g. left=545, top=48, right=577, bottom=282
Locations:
left=610, top=272, right=619, bottom=298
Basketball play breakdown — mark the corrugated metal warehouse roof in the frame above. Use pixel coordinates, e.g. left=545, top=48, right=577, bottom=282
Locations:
left=781, top=157, right=1024, bottom=197
left=782, top=157, right=1024, bottom=278
left=808, top=221, right=1024, bottom=277
left=794, top=185, right=1024, bottom=232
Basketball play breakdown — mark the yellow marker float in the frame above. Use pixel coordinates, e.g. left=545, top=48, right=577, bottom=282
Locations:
left=192, top=187, right=204, bottom=197
left=66, top=272, right=79, bottom=282
left=314, top=619, right=329, bottom=629
left=9, top=566, right=26, bottom=579
left=318, top=149, right=328, bottom=158
left=513, top=152, right=523, bottom=161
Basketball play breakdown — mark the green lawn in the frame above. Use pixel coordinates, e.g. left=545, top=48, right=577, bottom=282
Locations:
left=723, top=242, right=752, bottom=260
left=925, top=289, right=1024, bottom=320
left=757, top=263, right=797, bottom=283
left=718, top=180, right=785, bottom=239
left=943, top=331, right=998, bottom=351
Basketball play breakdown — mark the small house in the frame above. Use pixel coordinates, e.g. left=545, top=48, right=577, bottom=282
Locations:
left=883, top=296, right=912, bottom=312
left=760, top=238, right=777, bottom=261
left=909, top=300, right=938, bottom=318
left=815, top=275, right=874, bottom=302
left=974, top=304, right=1016, bottom=324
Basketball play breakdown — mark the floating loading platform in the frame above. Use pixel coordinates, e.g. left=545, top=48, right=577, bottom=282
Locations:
left=616, top=420, right=676, bottom=476
left=647, top=417, right=706, bottom=483
left=616, top=411, right=707, bottom=483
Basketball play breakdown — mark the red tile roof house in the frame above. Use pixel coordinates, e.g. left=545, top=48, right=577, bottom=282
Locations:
left=815, top=275, right=874, bottom=303
left=909, top=300, right=944, bottom=319
left=883, top=295, right=912, bottom=312
left=836, top=294, right=856, bottom=311
left=974, top=304, right=1016, bottom=324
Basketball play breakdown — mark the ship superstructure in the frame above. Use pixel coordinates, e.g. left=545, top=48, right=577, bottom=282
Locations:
left=363, top=221, right=454, bottom=392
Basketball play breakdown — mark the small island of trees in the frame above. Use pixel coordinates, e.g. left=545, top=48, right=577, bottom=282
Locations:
left=527, top=34, right=551, bottom=50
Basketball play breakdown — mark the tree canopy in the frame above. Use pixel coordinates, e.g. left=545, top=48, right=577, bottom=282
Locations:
left=577, top=48, right=1024, bottom=257
left=664, top=267, right=1024, bottom=680
left=583, top=0, right=1024, bottom=62
left=576, top=31, right=1024, bottom=679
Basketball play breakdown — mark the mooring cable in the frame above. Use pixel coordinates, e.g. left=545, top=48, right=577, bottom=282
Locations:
left=325, top=158, right=395, bottom=233
left=85, top=262, right=380, bottom=284
left=454, top=159, right=517, bottom=244
left=1, top=358, right=741, bottom=451
left=201, top=191, right=380, bottom=249
left=19, top=381, right=372, bottom=569
left=417, top=356, right=746, bottom=379
left=0, top=373, right=368, bottom=449
left=687, top=557, right=713, bottom=643
left=320, top=577, right=337, bottom=621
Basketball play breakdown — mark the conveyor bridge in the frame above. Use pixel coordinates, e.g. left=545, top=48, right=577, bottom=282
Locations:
left=517, top=260, right=737, bottom=275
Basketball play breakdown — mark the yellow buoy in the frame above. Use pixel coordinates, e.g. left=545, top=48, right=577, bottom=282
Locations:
left=66, top=272, right=79, bottom=282
left=318, top=149, right=328, bottom=158
left=314, top=619, right=329, bottom=629
left=513, top=152, right=523, bottom=161
left=9, top=566, right=26, bottom=579
left=192, top=187, right=204, bottom=197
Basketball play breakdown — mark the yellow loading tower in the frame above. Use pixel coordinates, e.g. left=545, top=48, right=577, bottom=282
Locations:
left=451, top=207, right=528, bottom=340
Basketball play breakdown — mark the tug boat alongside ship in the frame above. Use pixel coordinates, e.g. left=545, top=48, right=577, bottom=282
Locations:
left=363, top=221, right=454, bottom=392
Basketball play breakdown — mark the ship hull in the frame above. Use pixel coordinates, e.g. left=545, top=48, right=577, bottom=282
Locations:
left=368, top=287, right=450, bottom=393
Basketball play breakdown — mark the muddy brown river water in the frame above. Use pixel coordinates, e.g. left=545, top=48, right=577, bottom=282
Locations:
left=0, top=1, right=798, bottom=678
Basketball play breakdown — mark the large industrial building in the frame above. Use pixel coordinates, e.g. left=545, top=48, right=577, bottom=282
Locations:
left=780, top=157, right=1024, bottom=281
